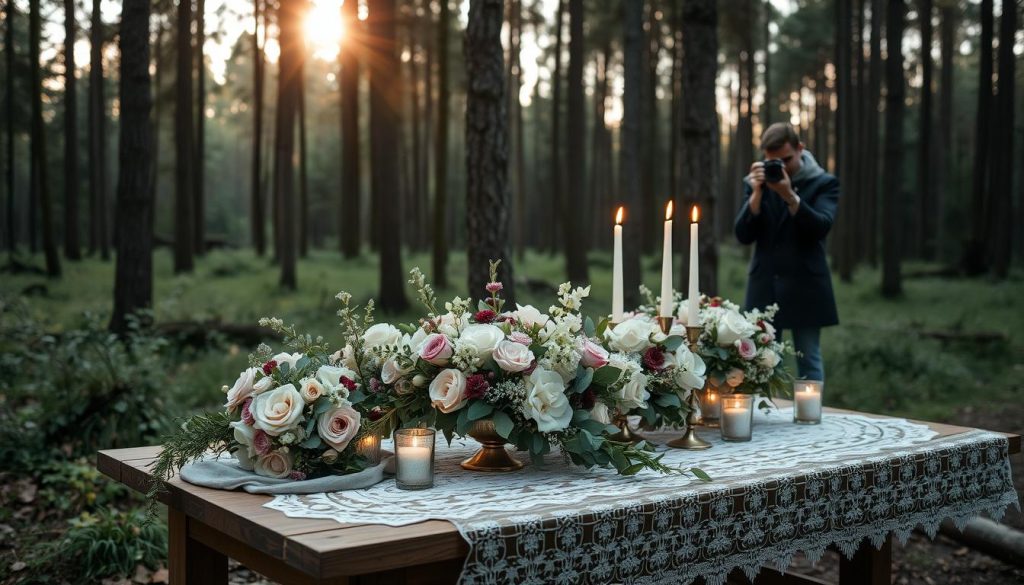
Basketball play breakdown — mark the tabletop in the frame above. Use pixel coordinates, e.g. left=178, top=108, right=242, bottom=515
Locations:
left=98, top=403, right=1021, bottom=585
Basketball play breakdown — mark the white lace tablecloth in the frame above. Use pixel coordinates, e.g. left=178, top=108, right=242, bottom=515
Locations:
left=266, top=409, right=1019, bottom=585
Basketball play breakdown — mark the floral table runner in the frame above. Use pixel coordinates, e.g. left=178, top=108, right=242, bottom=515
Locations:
left=265, top=409, right=1019, bottom=585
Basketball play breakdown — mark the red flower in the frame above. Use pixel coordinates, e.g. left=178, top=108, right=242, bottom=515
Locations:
left=262, top=360, right=278, bottom=376
left=339, top=376, right=358, bottom=393
left=643, top=346, right=668, bottom=371
left=580, top=388, right=596, bottom=410
left=288, top=471, right=307, bottom=481
left=709, top=297, right=722, bottom=308
left=368, top=407, right=384, bottom=421
left=473, top=309, right=497, bottom=324
left=464, top=374, right=490, bottom=400
left=757, top=319, right=766, bottom=331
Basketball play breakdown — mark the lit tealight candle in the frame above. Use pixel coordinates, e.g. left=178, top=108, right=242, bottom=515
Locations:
left=793, top=381, right=823, bottom=425
left=395, top=428, right=436, bottom=489
left=701, top=387, right=721, bottom=424
left=721, top=395, right=753, bottom=441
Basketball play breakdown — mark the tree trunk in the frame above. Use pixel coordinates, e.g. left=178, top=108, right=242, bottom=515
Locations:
left=464, top=0, right=515, bottom=303
left=989, top=0, right=1015, bottom=278
left=275, top=0, right=300, bottom=288
left=367, top=0, right=408, bottom=310
left=298, top=60, right=308, bottom=258
left=964, top=0, right=993, bottom=275
left=563, top=0, right=588, bottom=283
left=669, top=1, right=681, bottom=217
left=548, top=0, right=565, bottom=257
left=64, top=0, right=81, bottom=260
left=880, top=0, right=904, bottom=297
left=432, top=0, right=449, bottom=286
left=935, top=4, right=954, bottom=262
left=678, top=0, right=719, bottom=297
left=762, top=0, right=772, bottom=125
left=4, top=0, right=14, bottom=254
left=620, top=0, right=644, bottom=309
left=110, top=0, right=154, bottom=334
left=30, top=0, right=61, bottom=276
left=174, top=0, right=194, bottom=273
left=917, top=0, right=934, bottom=259
left=193, top=0, right=205, bottom=256
left=252, top=0, right=266, bottom=255
left=641, top=0, right=659, bottom=256
left=865, top=0, right=882, bottom=266
left=151, top=21, right=165, bottom=230
left=340, top=0, right=361, bottom=258
left=89, top=0, right=108, bottom=260
left=833, top=0, right=852, bottom=275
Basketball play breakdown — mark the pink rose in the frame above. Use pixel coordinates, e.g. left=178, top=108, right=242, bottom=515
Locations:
left=735, top=338, right=757, bottom=360
left=253, top=429, right=272, bottom=455
left=224, top=367, right=258, bottom=412
left=579, top=339, right=610, bottom=369
left=429, top=368, right=467, bottom=413
left=241, top=398, right=255, bottom=426
left=318, top=403, right=361, bottom=451
left=418, top=333, right=454, bottom=366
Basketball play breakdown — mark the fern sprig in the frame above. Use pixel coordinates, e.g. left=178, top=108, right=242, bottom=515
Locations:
left=146, top=411, right=234, bottom=520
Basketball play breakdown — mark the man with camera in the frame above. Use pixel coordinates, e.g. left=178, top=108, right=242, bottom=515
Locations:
left=735, top=123, right=839, bottom=382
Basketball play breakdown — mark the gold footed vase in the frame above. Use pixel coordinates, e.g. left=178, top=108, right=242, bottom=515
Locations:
left=461, top=419, right=524, bottom=472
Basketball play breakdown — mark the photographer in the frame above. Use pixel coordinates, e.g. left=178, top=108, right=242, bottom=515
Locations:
left=734, top=123, right=839, bottom=382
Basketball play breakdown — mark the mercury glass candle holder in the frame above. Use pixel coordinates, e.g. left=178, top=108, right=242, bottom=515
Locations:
left=395, top=428, right=436, bottom=490
left=698, top=386, right=722, bottom=428
left=720, top=394, right=754, bottom=442
left=793, top=380, right=824, bottom=425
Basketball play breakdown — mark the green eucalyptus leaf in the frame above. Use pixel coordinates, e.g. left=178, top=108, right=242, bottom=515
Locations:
left=467, top=400, right=494, bottom=421
left=662, top=336, right=684, bottom=352
left=584, top=316, right=596, bottom=338
left=690, top=467, right=712, bottom=482
left=492, top=410, right=514, bottom=439
left=591, top=366, right=623, bottom=387
left=572, top=368, right=594, bottom=393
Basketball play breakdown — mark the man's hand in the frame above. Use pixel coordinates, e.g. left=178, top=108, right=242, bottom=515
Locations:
left=767, top=168, right=801, bottom=215
left=747, top=162, right=765, bottom=215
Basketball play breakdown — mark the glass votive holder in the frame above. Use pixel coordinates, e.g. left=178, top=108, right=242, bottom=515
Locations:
left=720, top=394, right=754, bottom=442
left=355, top=433, right=382, bottom=464
left=793, top=380, right=824, bottom=425
left=394, top=428, right=436, bottom=490
left=699, top=387, right=722, bottom=428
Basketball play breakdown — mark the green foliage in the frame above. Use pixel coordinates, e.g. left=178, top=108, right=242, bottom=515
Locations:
left=50, top=508, right=166, bottom=584
left=148, top=411, right=234, bottom=508
left=38, top=459, right=132, bottom=515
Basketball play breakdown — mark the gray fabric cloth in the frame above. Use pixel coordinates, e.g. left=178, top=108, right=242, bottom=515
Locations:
left=180, top=453, right=395, bottom=494
left=789, top=150, right=825, bottom=183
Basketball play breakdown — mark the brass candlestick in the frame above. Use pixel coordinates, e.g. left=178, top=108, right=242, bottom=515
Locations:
left=609, top=412, right=646, bottom=444
left=667, top=325, right=712, bottom=450
left=657, top=316, right=673, bottom=335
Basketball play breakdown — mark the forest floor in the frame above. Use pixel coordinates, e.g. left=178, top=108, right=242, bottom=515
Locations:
left=1, top=247, right=1022, bottom=584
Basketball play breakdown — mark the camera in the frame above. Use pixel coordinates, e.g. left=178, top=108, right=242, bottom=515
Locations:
left=763, top=159, right=784, bottom=183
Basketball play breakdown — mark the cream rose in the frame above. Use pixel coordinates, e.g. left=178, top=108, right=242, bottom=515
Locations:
left=224, top=367, right=258, bottom=412
left=252, top=384, right=305, bottom=436
left=524, top=367, right=573, bottom=432
left=316, top=365, right=357, bottom=397
left=381, top=358, right=411, bottom=385
left=459, top=324, right=505, bottom=358
left=436, top=312, right=469, bottom=337
left=590, top=401, right=613, bottom=424
left=716, top=310, right=759, bottom=346
left=230, top=421, right=257, bottom=470
left=254, top=449, right=294, bottom=479
left=757, top=348, right=781, bottom=369
left=253, top=376, right=275, bottom=394
left=317, top=402, right=361, bottom=451
left=726, top=367, right=745, bottom=387
left=673, top=346, right=707, bottom=390
left=617, top=371, right=650, bottom=410
left=429, top=368, right=468, bottom=413
left=492, top=340, right=535, bottom=373
left=271, top=352, right=304, bottom=370
left=510, top=303, right=549, bottom=328
left=605, top=317, right=656, bottom=353
left=363, top=323, right=403, bottom=349
left=299, top=377, right=325, bottom=403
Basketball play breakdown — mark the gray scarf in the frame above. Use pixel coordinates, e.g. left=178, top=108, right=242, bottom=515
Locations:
left=790, top=150, right=825, bottom=184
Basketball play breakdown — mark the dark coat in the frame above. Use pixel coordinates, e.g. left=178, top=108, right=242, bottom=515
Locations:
left=733, top=171, right=840, bottom=329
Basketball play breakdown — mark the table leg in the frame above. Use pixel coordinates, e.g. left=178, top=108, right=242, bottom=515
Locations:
left=168, top=507, right=228, bottom=585
left=838, top=535, right=891, bottom=585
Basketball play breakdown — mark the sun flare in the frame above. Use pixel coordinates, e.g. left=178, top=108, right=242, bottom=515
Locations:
left=304, top=0, right=345, bottom=60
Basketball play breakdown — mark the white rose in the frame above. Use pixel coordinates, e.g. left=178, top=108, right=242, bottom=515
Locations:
left=316, top=365, right=357, bottom=397
left=617, top=371, right=650, bottom=410
left=381, top=358, right=411, bottom=385
left=590, top=401, right=613, bottom=424
left=436, top=312, right=469, bottom=337
left=272, top=352, right=304, bottom=369
left=254, top=449, right=294, bottom=479
left=757, top=348, right=781, bottom=369
left=716, top=310, right=759, bottom=346
left=524, top=367, right=573, bottom=432
left=298, top=377, right=325, bottom=403
left=317, top=402, right=361, bottom=451
left=253, top=376, right=275, bottom=394
left=492, top=339, right=535, bottom=373
left=429, top=368, right=468, bottom=413
left=605, top=317, right=656, bottom=353
left=673, top=346, right=707, bottom=390
left=224, top=367, right=258, bottom=412
left=363, top=323, right=403, bottom=348
left=510, top=303, right=549, bottom=329
left=412, top=374, right=428, bottom=387
left=459, top=324, right=505, bottom=358
left=251, top=384, right=305, bottom=436
left=230, top=421, right=257, bottom=470
left=407, top=328, right=429, bottom=351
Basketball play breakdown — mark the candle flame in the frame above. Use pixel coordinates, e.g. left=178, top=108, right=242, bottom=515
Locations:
left=691, top=205, right=700, bottom=223
left=665, top=200, right=674, bottom=220
left=615, top=206, right=624, bottom=225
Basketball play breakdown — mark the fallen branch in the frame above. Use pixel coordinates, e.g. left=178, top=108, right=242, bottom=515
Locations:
left=939, top=517, right=1024, bottom=568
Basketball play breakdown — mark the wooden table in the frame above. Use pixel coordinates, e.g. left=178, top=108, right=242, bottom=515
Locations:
left=98, top=406, right=1020, bottom=585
